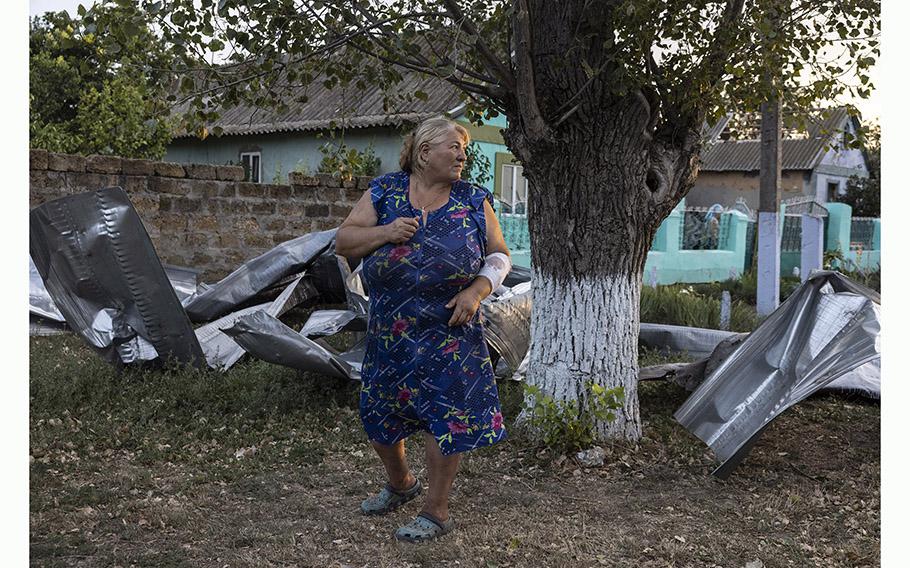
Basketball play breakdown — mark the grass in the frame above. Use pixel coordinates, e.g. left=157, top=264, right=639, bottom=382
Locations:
left=641, top=284, right=760, bottom=332
left=31, top=329, right=880, bottom=567
left=640, top=267, right=881, bottom=332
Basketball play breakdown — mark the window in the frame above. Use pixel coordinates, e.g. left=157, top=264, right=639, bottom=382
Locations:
left=500, top=164, right=529, bottom=216
left=827, top=181, right=840, bottom=202
left=240, top=151, right=261, bottom=183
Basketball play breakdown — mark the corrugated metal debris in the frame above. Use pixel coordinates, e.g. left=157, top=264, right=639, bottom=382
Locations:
left=30, top=188, right=880, bottom=480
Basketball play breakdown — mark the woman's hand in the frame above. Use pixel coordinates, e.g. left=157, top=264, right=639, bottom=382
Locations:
left=385, top=217, right=420, bottom=244
left=445, top=287, right=483, bottom=327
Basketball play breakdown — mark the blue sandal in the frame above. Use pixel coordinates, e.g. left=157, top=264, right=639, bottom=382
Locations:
left=394, top=512, right=455, bottom=543
left=360, top=479, right=422, bottom=516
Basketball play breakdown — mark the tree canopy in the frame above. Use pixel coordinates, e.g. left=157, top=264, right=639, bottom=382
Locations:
left=29, top=4, right=175, bottom=159
left=122, top=1, right=878, bottom=145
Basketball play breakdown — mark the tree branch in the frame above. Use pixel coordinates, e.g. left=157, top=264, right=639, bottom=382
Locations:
left=344, top=38, right=507, bottom=102
left=440, top=0, right=516, bottom=92
left=700, top=0, right=747, bottom=84
left=512, top=0, right=549, bottom=141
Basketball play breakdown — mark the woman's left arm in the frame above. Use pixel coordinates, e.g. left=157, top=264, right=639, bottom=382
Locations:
left=445, top=199, right=512, bottom=326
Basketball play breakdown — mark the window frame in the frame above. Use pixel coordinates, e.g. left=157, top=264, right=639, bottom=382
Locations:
left=493, top=152, right=528, bottom=218
left=240, top=151, right=262, bottom=184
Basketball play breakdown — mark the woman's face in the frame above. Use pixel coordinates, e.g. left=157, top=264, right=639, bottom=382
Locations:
left=419, top=127, right=468, bottom=182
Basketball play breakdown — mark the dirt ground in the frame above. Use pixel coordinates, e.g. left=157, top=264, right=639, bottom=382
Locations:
left=30, top=334, right=880, bottom=567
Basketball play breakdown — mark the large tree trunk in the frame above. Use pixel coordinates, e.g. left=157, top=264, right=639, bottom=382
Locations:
left=504, top=103, right=699, bottom=442
left=500, top=1, right=703, bottom=443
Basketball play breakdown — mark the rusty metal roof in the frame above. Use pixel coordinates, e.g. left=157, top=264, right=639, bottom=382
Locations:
left=699, top=107, right=854, bottom=172
left=174, top=70, right=464, bottom=138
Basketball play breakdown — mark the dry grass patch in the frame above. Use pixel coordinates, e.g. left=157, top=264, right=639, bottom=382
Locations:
left=31, top=334, right=878, bottom=567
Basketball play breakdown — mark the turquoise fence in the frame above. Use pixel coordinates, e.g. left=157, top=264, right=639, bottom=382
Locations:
left=495, top=199, right=879, bottom=282
left=643, top=200, right=750, bottom=285
left=496, top=211, right=532, bottom=269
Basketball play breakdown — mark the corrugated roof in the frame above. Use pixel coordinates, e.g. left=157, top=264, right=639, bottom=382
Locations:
left=700, top=107, right=853, bottom=171
left=173, top=70, right=464, bottom=138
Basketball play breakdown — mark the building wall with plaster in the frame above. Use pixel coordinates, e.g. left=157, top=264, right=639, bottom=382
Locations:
left=29, top=149, right=365, bottom=282
left=686, top=170, right=809, bottom=209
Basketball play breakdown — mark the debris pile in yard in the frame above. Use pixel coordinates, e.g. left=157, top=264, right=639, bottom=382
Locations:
left=29, top=186, right=534, bottom=377
left=30, top=187, right=880, bottom=477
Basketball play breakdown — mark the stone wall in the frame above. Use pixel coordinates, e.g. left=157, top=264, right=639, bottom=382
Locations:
left=29, top=149, right=368, bottom=281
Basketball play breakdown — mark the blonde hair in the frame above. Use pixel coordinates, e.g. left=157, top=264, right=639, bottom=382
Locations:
left=399, top=116, right=470, bottom=173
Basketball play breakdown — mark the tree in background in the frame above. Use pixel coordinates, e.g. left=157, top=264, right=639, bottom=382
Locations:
left=134, top=0, right=878, bottom=442
left=842, top=123, right=880, bottom=217
left=29, top=5, right=175, bottom=159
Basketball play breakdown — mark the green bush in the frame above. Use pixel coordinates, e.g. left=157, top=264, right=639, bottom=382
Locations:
left=687, top=271, right=801, bottom=306
left=521, top=382, right=624, bottom=454
left=317, top=142, right=381, bottom=180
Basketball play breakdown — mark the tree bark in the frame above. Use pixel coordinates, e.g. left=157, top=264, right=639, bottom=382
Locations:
left=499, top=1, right=703, bottom=442
left=502, top=100, right=698, bottom=441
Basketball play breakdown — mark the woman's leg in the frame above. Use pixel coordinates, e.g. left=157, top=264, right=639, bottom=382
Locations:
left=420, top=432, right=462, bottom=521
left=371, top=440, right=416, bottom=490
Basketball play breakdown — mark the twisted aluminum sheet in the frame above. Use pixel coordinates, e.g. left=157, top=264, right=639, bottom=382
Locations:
left=30, top=187, right=206, bottom=367
left=221, top=311, right=359, bottom=381
left=182, top=229, right=335, bottom=322
left=196, top=275, right=319, bottom=370
left=674, top=271, right=881, bottom=478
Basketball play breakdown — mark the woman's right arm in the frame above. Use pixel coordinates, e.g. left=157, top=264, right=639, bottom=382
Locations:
left=335, top=191, right=419, bottom=259
left=335, top=191, right=388, bottom=259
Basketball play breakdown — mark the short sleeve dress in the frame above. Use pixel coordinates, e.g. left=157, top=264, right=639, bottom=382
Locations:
left=359, top=171, right=507, bottom=455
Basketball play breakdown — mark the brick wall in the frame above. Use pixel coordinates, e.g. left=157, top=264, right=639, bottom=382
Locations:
left=29, top=149, right=368, bottom=281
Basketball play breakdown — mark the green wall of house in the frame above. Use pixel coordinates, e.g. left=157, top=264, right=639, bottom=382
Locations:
left=165, top=126, right=406, bottom=184
left=164, top=115, right=512, bottom=190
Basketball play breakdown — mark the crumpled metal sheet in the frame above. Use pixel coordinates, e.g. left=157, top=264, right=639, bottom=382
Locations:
left=196, top=276, right=319, bottom=370
left=503, top=264, right=532, bottom=287
left=221, top=311, right=358, bottom=381
left=638, top=324, right=882, bottom=400
left=673, top=271, right=881, bottom=478
left=481, top=281, right=532, bottom=370
left=30, top=187, right=205, bottom=366
left=825, top=358, right=880, bottom=398
left=163, top=264, right=199, bottom=302
left=306, top=242, right=349, bottom=304
left=183, top=229, right=336, bottom=322
left=30, top=255, right=64, bottom=322
left=639, top=323, right=739, bottom=359
left=30, top=255, right=201, bottom=335
left=299, top=309, right=360, bottom=337
left=30, top=315, right=69, bottom=336
left=338, top=256, right=370, bottom=319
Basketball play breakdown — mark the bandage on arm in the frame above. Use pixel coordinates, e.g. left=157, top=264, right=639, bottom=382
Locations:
left=478, top=252, right=512, bottom=292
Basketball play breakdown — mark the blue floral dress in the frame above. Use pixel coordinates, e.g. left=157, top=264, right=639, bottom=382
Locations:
left=359, top=171, right=507, bottom=455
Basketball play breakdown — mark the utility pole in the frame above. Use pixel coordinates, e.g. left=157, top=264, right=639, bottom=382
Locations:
left=756, top=0, right=783, bottom=318
left=757, top=98, right=782, bottom=317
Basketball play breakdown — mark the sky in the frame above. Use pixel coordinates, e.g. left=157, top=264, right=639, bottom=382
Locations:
left=29, top=0, right=882, bottom=122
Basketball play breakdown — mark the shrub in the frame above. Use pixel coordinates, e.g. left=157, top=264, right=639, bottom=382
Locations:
left=521, top=382, right=624, bottom=454
left=317, top=142, right=381, bottom=180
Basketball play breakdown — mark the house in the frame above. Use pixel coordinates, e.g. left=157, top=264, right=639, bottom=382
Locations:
left=688, top=107, right=870, bottom=209
left=164, top=71, right=518, bottom=199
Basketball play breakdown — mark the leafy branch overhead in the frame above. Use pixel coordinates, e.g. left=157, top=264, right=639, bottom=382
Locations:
left=104, top=0, right=877, bottom=149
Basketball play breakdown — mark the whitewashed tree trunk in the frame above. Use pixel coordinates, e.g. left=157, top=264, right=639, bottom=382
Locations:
left=500, top=6, right=703, bottom=443
left=525, top=272, right=643, bottom=440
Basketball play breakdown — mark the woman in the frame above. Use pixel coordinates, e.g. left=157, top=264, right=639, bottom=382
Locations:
left=335, top=116, right=513, bottom=543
